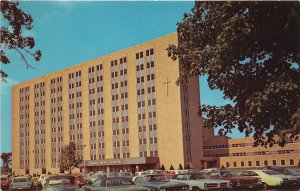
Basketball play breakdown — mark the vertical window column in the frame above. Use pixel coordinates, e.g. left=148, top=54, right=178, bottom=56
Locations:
left=146, top=48, right=158, bottom=157
left=111, top=60, right=120, bottom=159
left=136, top=51, right=147, bottom=157
left=75, top=71, right=83, bottom=159
left=96, top=64, right=105, bottom=160
left=88, top=66, right=97, bottom=160
left=120, top=57, right=130, bottom=158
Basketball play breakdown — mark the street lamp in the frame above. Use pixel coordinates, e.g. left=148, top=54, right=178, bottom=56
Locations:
left=83, top=144, right=86, bottom=173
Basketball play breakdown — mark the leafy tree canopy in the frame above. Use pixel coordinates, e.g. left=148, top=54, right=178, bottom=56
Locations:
left=1, top=152, right=12, bottom=173
left=1, top=0, right=42, bottom=82
left=61, top=142, right=81, bottom=174
left=167, top=1, right=300, bottom=147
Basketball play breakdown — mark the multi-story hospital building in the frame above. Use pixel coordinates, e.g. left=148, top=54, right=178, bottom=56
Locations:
left=12, top=33, right=204, bottom=175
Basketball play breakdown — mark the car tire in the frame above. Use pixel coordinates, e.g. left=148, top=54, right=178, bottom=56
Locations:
left=192, top=187, right=201, bottom=191
left=262, top=182, right=269, bottom=190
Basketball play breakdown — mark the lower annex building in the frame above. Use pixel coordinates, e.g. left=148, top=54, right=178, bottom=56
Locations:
left=12, top=33, right=204, bottom=175
left=202, top=128, right=300, bottom=169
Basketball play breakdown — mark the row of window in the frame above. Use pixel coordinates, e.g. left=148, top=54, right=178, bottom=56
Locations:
left=20, top=87, right=29, bottom=93
left=50, top=77, right=62, bottom=84
left=231, top=149, right=300, bottom=156
left=226, top=159, right=298, bottom=168
left=68, top=71, right=81, bottom=79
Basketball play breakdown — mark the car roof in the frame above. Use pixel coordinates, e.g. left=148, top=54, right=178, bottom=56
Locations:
left=14, top=176, right=29, bottom=179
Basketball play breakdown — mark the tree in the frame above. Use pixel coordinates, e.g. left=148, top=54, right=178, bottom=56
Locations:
left=1, top=152, right=12, bottom=173
left=170, top=164, right=174, bottom=170
left=185, top=164, right=191, bottom=169
left=61, top=142, right=81, bottom=174
left=160, top=164, right=165, bottom=170
left=167, top=1, right=300, bottom=147
left=1, top=0, right=42, bottom=82
left=178, top=163, right=183, bottom=170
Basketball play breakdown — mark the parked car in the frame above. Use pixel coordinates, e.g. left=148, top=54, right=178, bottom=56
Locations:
left=207, top=170, right=262, bottom=189
left=240, top=169, right=298, bottom=189
left=117, top=172, right=133, bottom=178
left=82, top=177, right=150, bottom=191
left=41, top=175, right=51, bottom=187
left=1, top=175, right=11, bottom=188
left=171, top=172, right=231, bottom=190
left=42, top=175, right=84, bottom=191
left=9, top=176, right=32, bottom=191
left=74, top=174, right=88, bottom=187
left=265, top=166, right=300, bottom=177
left=133, top=174, right=189, bottom=191
left=37, top=174, right=48, bottom=186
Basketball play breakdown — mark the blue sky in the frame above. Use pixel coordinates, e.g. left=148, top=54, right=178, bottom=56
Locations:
left=0, top=1, right=243, bottom=153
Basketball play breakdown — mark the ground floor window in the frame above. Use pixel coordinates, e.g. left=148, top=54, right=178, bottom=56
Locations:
left=290, top=159, right=294, bottom=165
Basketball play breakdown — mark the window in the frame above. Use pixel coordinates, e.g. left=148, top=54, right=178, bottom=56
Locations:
left=233, top=162, right=237, bottom=167
left=290, top=159, right=294, bottom=165
left=272, top=160, right=276, bottom=165
left=241, top=161, right=244, bottom=167
left=264, top=160, right=268, bottom=166
left=256, top=161, right=260, bottom=167
left=281, top=160, right=285, bottom=165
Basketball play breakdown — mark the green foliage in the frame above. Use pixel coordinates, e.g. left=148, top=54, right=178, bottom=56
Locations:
left=170, top=164, right=174, bottom=170
left=179, top=163, right=183, bottom=170
left=167, top=1, right=300, bottom=147
left=160, top=164, right=165, bottom=170
left=0, top=0, right=42, bottom=82
left=185, top=164, right=191, bottom=169
left=61, top=142, right=82, bottom=174
left=1, top=152, right=12, bottom=173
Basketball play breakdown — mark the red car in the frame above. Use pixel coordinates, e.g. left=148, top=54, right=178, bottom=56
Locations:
left=1, top=175, right=11, bottom=188
left=207, top=170, right=262, bottom=189
left=72, top=174, right=87, bottom=187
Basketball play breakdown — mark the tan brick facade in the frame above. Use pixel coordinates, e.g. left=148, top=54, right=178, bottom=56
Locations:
left=202, top=128, right=300, bottom=169
left=12, top=33, right=203, bottom=175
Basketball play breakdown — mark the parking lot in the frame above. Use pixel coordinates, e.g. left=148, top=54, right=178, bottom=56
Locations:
left=1, top=186, right=300, bottom=191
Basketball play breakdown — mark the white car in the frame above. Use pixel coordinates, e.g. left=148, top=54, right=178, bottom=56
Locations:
left=9, top=176, right=32, bottom=191
left=170, top=172, right=231, bottom=190
left=41, top=175, right=51, bottom=187
left=240, top=170, right=298, bottom=189
left=38, top=174, right=47, bottom=185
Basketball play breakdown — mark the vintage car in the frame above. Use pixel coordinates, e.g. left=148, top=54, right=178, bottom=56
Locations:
left=41, top=175, right=51, bottom=187
left=41, top=175, right=84, bottom=191
left=9, top=176, right=32, bottom=191
left=73, top=174, right=88, bottom=187
left=207, top=170, right=262, bottom=189
left=265, top=166, right=300, bottom=177
left=82, top=177, right=150, bottom=191
left=133, top=174, right=189, bottom=191
left=37, top=174, right=48, bottom=186
left=170, top=172, right=230, bottom=190
left=1, top=175, right=11, bottom=188
left=117, top=172, right=133, bottom=178
left=240, top=169, right=298, bottom=189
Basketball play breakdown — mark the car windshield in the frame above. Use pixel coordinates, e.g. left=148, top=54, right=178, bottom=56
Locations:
left=47, top=177, right=75, bottom=185
left=105, top=179, right=134, bottom=186
left=145, top=175, right=168, bottom=182
left=189, top=173, right=210, bottom=180
left=118, top=172, right=131, bottom=177
left=221, top=171, right=239, bottom=177
left=287, top=169, right=300, bottom=176
left=263, top=170, right=281, bottom=175
left=14, top=178, right=28, bottom=182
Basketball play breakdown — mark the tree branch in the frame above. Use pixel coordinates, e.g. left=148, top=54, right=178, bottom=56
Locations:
left=16, top=48, right=35, bottom=69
